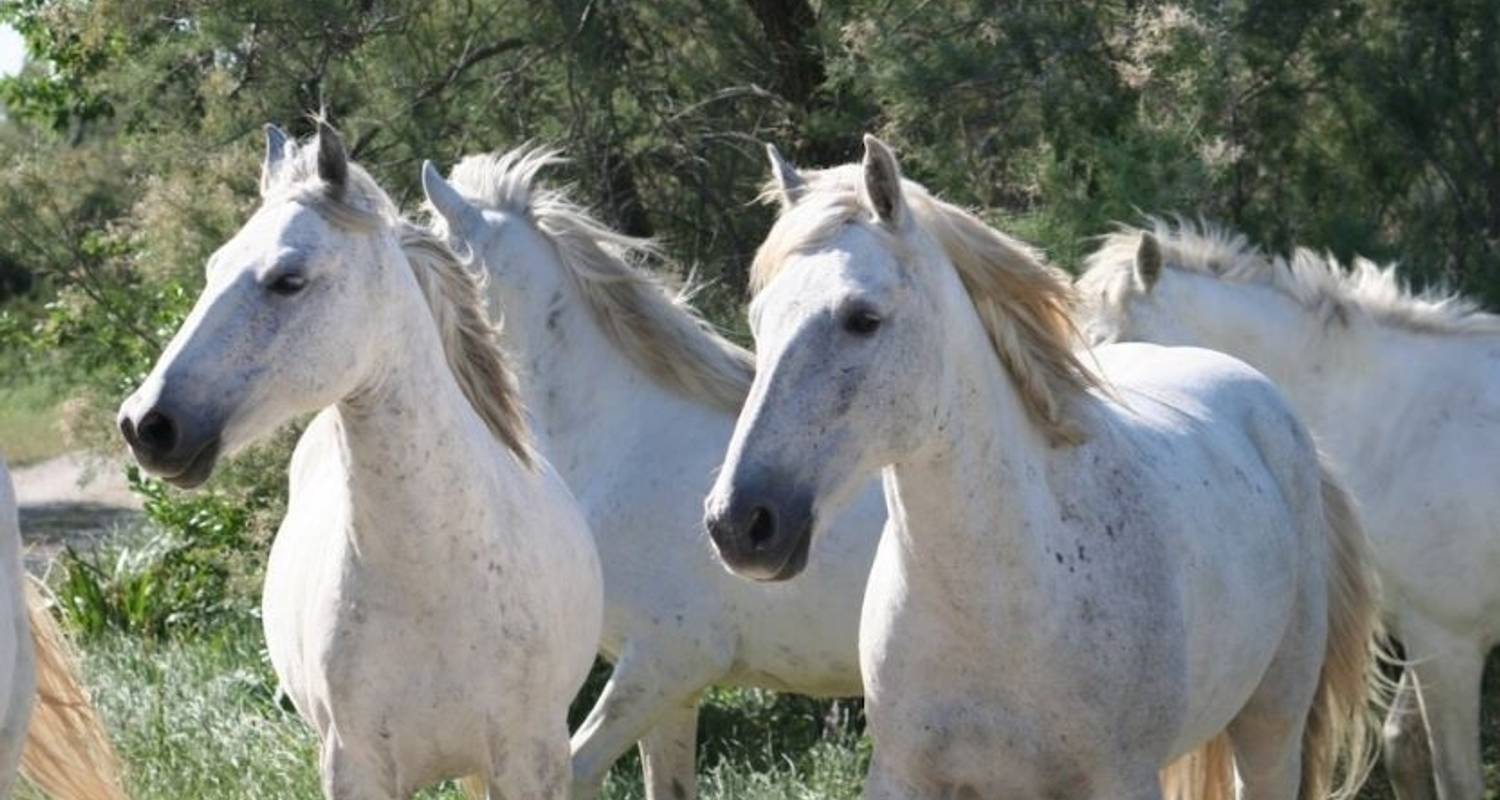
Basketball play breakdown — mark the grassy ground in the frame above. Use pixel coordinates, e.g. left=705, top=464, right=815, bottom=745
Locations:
left=0, top=377, right=68, bottom=466
left=78, top=621, right=868, bottom=799
left=68, top=614, right=1500, bottom=799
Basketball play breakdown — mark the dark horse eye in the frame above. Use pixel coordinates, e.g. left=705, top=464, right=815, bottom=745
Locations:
left=267, top=273, right=307, bottom=296
left=844, top=309, right=882, bottom=336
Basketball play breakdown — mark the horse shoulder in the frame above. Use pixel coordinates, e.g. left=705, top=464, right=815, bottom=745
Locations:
left=491, top=456, right=603, bottom=683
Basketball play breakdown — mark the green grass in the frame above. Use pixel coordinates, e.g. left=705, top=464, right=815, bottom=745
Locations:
left=82, top=622, right=324, bottom=799
left=0, top=377, right=69, bottom=467
left=70, top=618, right=1500, bottom=799
left=78, top=622, right=868, bottom=799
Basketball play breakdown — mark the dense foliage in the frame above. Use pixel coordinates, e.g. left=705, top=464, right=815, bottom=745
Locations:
left=1, top=0, right=1497, bottom=627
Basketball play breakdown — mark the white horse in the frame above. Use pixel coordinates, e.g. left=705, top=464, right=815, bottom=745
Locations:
left=117, top=123, right=602, bottom=799
left=1081, top=221, right=1500, bottom=800
left=418, top=149, right=886, bottom=799
left=705, top=137, right=1384, bottom=799
left=0, top=457, right=127, bottom=800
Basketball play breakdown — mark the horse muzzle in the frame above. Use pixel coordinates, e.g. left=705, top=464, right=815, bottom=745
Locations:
left=117, top=395, right=224, bottom=489
left=704, top=474, right=817, bottom=582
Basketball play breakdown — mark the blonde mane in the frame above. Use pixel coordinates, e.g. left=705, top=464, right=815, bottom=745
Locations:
left=401, top=224, right=534, bottom=466
left=441, top=147, right=755, bottom=410
left=752, top=165, right=1100, bottom=444
left=1083, top=219, right=1500, bottom=336
left=267, top=137, right=533, bottom=465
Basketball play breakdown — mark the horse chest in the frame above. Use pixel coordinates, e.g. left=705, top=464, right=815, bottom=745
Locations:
left=266, top=514, right=521, bottom=749
left=290, top=563, right=521, bottom=778
left=860, top=486, right=1200, bottom=780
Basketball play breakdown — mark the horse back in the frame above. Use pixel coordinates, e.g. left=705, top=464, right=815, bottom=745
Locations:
left=1078, top=342, right=1328, bottom=751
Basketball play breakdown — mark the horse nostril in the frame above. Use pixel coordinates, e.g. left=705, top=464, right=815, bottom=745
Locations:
left=118, top=416, right=137, bottom=447
left=747, top=506, right=776, bottom=548
left=135, top=410, right=178, bottom=455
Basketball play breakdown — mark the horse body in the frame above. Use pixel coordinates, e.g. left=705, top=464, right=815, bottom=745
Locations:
left=706, top=139, right=1380, bottom=799
left=860, top=342, right=1322, bottom=798
left=422, top=153, right=882, bottom=798
left=264, top=398, right=599, bottom=795
left=1082, top=224, right=1500, bottom=799
left=120, top=125, right=601, bottom=799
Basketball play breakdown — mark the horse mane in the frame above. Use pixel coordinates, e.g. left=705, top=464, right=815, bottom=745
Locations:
left=1083, top=218, right=1500, bottom=336
left=400, top=224, right=534, bottom=466
left=752, top=165, right=1101, bottom=445
left=441, top=146, right=755, bottom=411
left=265, top=136, right=534, bottom=465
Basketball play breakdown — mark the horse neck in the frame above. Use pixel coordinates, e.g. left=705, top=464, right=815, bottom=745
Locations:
left=336, top=268, right=520, bottom=574
left=1164, top=275, right=1410, bottom=454
left=487, top=229, right=697, bottom=481
left=885, top=286, right=1063, bottom=620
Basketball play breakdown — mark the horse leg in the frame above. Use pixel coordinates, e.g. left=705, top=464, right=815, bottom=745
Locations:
left=569, top=644, right=716, bottom=799
left=1226, top=583, right=1323, bottom=800
left=1384, top=669, right=1437, bottom=800
left=320, top=737, right=398, bottom=800
left=862, top=752, right=921, bottom=800
left=490, top=721, right=571, bottom=800
left=638, top=697, right=700, bottom=800
left=1402, top=625, right=1486, bottom=800
left=1227, top=708, right=1305, bottom=800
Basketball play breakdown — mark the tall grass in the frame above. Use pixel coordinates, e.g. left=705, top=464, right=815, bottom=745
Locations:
left=58, top=603, right=1500, bottom=799
left=76, top=618, right=868, bottom=799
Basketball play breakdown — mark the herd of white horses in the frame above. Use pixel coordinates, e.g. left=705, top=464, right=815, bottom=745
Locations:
left=0, top=120, right=1493, bottom=799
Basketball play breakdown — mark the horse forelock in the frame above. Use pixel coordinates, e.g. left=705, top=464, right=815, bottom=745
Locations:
left=261, top=136, right=393, bottom=232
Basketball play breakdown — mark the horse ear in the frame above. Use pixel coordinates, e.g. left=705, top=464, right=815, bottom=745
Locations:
left=421, top=160, right=479, bottom=234
left=1135, top=231, right=1163, bottom=290
left=765, top=144, right=806, bottom=210
left=260, top=123, right=290, bottom=196
left=316, top=120, right=348, bottom=192
left=860, top=134, right=907, bottom=228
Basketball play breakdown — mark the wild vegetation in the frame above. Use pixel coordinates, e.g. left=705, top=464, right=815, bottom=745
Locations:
left=1, top=0, right=1498, bottom=795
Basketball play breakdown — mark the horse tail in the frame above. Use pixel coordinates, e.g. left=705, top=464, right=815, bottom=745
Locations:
left=459, top=774, right=486, bottom=798
left=19, top=580, right=128, bottom=800
left=1160, top=732, right=1235, bottom=800
left=1300, top=458, right=1385, bottom=800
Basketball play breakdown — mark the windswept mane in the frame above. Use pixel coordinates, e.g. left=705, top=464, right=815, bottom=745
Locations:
left=401, top=224, right=534, bottom=466
left=442, top=147, right=755, bottom=410
left=1083, top=219, right=1500, bottom=336
left=265, top=135, right=533, bottom=465
left=752, top=166, right=1101, bottom=445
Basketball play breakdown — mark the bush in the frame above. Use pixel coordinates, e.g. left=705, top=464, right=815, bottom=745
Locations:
left=54, top=464, right=279, bottom=640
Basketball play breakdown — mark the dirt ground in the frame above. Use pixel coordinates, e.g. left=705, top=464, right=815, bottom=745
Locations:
left=10, top=451, right=140, bottom=570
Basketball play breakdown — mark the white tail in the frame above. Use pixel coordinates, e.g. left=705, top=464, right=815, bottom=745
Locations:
left=1298, top=462, right=1383, bottom=800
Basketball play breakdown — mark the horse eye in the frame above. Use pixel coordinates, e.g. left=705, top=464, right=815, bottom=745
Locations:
left=844, top=309, right=882, bottom=336
left=267, top=273, right=307, bottom=296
